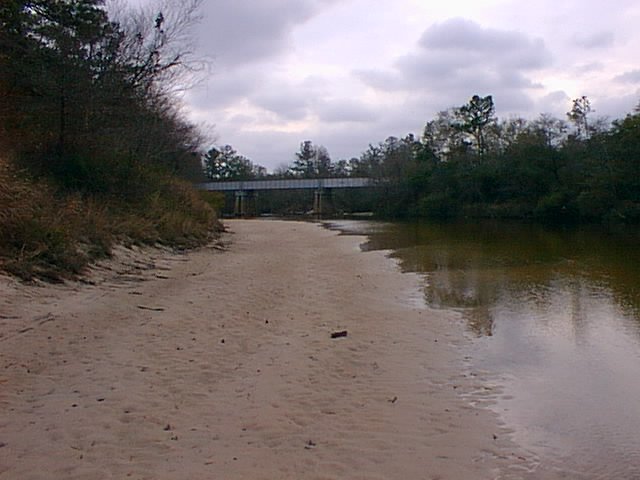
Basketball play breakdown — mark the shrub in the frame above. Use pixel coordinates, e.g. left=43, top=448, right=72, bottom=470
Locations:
left=416, top=192, right=459, bottom=219
left=0, top=159, right=88, bottom=280
left=534, top=191, right=578, bottom=222
left=0, top=158, right=221, bottom=281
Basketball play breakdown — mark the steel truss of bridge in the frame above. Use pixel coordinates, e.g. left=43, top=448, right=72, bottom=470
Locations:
left=197, top=177, right=377, bottom=217
left=197, top=177, right=374, bottom=192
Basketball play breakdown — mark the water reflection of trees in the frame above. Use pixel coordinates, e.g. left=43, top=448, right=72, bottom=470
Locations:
left=362, top=221, right=640, bottom=338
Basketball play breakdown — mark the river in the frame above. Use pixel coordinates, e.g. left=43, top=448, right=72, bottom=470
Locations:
left=328, top=219, right=640, bottom=479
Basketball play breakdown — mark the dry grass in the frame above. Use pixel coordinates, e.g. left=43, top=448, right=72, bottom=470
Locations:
left=0, top=156, right=221, bottom=281
left=0, top=158, right=83, bottom=280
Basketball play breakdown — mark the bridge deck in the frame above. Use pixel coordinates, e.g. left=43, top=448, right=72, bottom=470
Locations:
left=198, top=177, right=374, bottom=191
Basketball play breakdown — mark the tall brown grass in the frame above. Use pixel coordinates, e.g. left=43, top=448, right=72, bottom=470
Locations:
left=0, top=156, right=221, bottom=281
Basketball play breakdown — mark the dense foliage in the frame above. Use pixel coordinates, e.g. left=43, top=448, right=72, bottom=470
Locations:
left=268, top=97, right=640, bottom=223
left=211, top=94, right=639, bottom=223
left=365, top=95, right=640, bottom=224
left=203, top=145, right=266, bottom=181
left=0, top=0, right=219, bottom=280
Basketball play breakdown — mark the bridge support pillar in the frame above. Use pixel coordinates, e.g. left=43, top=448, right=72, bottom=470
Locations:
left=313, top=188, right=333, bottom=217
left=234, top=190, right=257, bottom=217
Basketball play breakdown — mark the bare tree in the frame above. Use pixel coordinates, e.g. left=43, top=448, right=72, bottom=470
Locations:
left=108, top=0, right=207, bottom=96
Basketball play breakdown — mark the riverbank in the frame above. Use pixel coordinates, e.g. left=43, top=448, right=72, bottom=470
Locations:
left=1, top=219, right=538, bottom=479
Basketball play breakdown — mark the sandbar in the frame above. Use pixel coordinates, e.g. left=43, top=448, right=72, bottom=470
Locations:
left=0, top=219, right=541, bottom=479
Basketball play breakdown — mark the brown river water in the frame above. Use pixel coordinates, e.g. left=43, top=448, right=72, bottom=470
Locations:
left=328, top=220, right=640, bottom=479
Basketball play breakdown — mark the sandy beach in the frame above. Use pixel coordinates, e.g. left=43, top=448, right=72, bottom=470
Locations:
left=1, top=219, right=540, bottom=479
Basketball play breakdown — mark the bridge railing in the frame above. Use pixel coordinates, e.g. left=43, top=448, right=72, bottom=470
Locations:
left=197, top=177, right=376, bottom=192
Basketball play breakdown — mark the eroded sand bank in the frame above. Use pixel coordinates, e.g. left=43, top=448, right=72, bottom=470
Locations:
left=1, top=219, right=541, bottom=479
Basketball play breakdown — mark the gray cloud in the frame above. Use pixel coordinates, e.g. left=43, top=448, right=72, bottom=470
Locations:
left=185, top=0, right=344, bottom=120
left=533, top=91, right=571, bottom=118
left=252, top=89, right=311, bottom=121
left=197, top=0, right=339, bottom=69
left=614, top=69, right=640, bottom=84
left=573, top=62, right=605, bottom=74
left=571, top=31, right=615, bottom=49
left=247, top=74, right=330, bottom=121
left=316, top=99, right=377, bottom=123
left=354, top=69, right=402, bottom=90
left=237, top=130, right=302, bottom=165
left=418, top=18, right=550, bottom=69
left=595, top=91, right=640, bottom=118
left=357, top=18, right=552, bottom=113
left=187, top=68, right=259, bottom=110
left=211, top=17, right=560, bottom=169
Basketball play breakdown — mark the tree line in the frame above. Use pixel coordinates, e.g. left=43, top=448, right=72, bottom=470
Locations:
left=0, top=0, right=218, bottom=279
left=1, top=0, right=207, bottom=189
left=208, top=94, right=640, bottom=224
left=374, top=94, right=640, bottom=223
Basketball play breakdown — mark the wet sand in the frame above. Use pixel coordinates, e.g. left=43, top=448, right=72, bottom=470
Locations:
left=1, top=219, right=539, bottom=479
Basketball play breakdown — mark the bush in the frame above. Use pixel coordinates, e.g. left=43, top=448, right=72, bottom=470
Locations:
left=0, top=157, right=221, bottom=281
left=143, top=177, right=220, bottom=248
left=0, top=159, right=87, bottom=280
left=199, top=191, right=225, bottom=213
left=416, top=192, right=459, bottom=219
left=534, top=191, right=578, bottom=222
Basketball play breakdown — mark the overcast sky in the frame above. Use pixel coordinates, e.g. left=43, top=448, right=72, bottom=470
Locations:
left=144, top=0, right=640, bottom=170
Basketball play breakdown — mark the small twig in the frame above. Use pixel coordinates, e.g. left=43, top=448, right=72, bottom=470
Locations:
left=137, top=305, right=165, bottom=311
